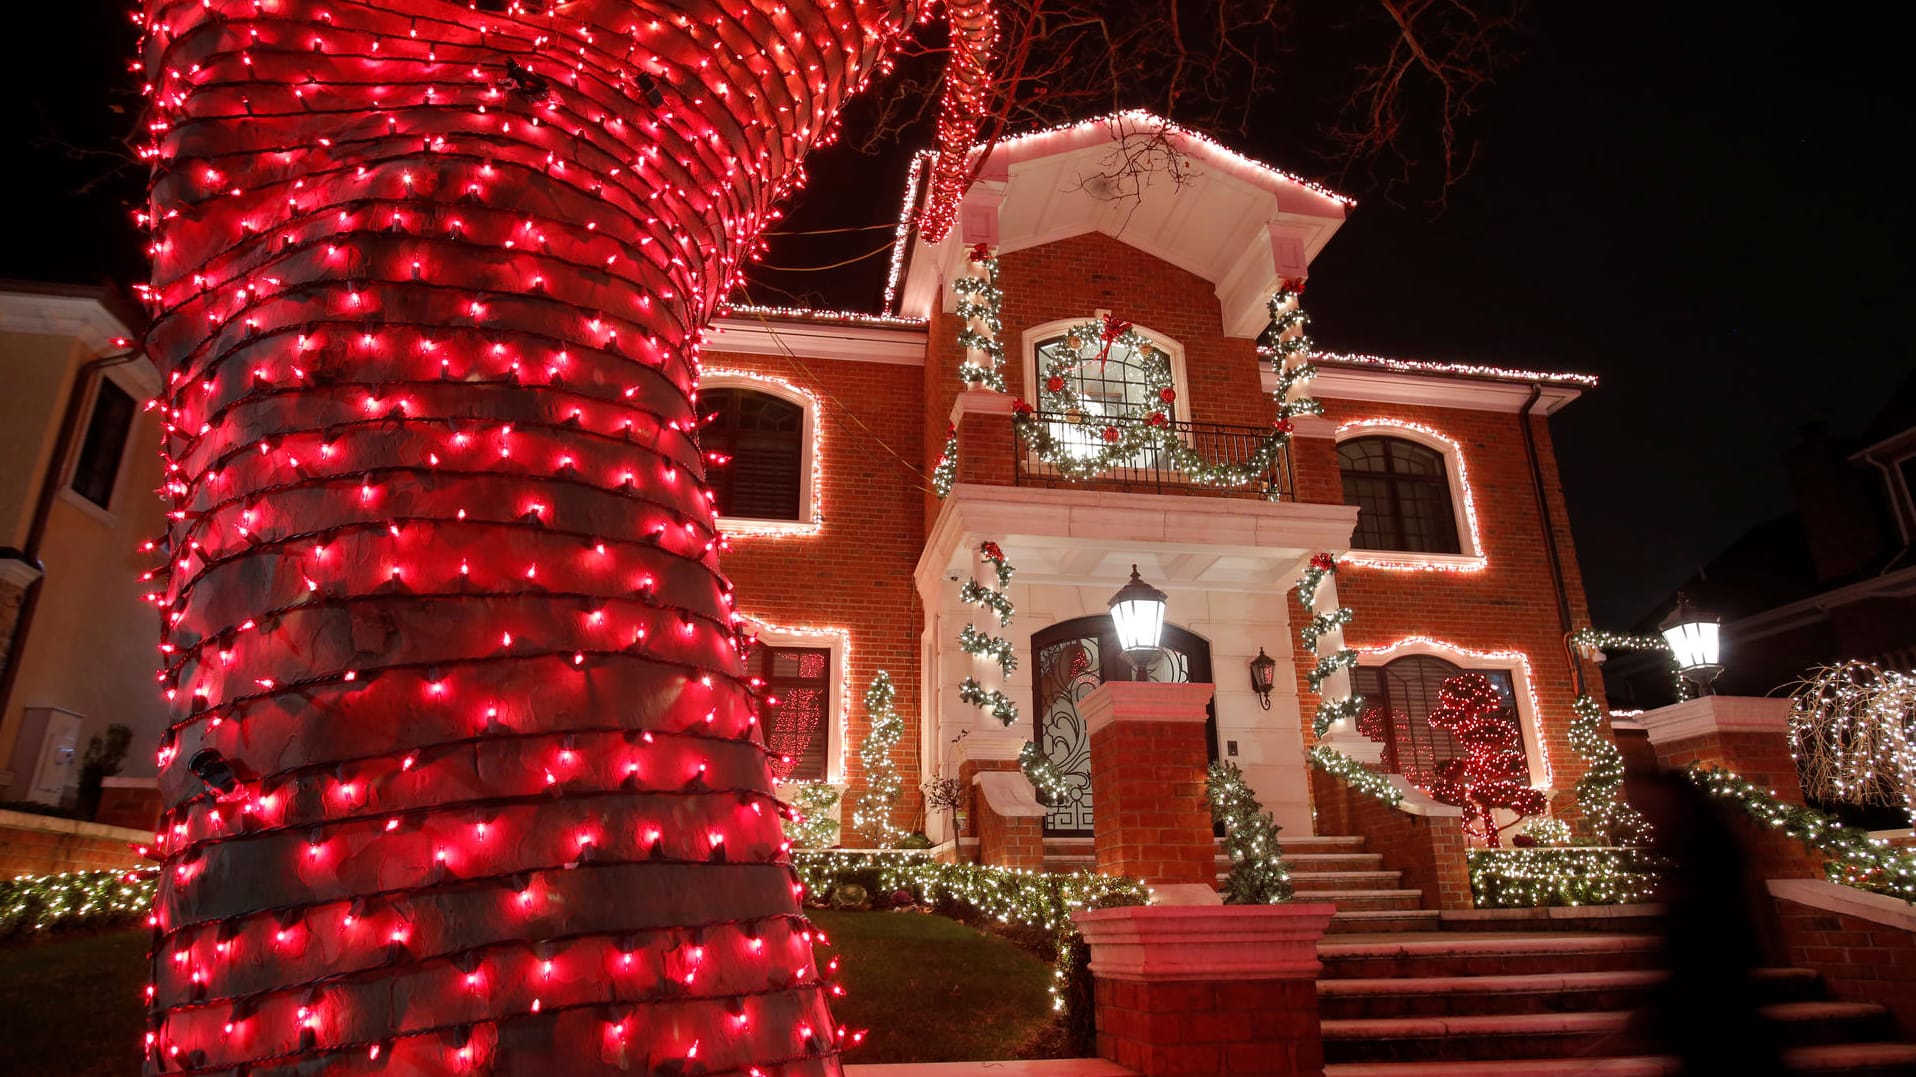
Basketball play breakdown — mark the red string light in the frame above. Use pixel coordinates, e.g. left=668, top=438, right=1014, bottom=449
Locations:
left=135, top=0, right=915, bottom=1071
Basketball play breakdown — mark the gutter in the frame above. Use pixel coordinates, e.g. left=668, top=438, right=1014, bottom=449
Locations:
left=1517, top=385, right=1579, bottom=689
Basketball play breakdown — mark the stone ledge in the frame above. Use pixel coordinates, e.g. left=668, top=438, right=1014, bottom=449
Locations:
left=973, top=770, right=1048, bottom=818
left=1076, top=903, right=1337, bottom=982
left=1640, top=696, right=1790, bottom=746
left=1768, top=878, right=1916, bottom=933
left=1079, top=681, right=1216, bottom=736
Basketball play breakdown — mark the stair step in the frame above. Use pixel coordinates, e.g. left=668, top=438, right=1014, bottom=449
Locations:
left=1289, top=852, right=1387, bottom=870
left=1283, top=835, right=1370, bottom=852
left=1322, top=1009, right=1634, bottom=1062
left=1293, top=870, right=1405, bottom=890
left=1304, top=889, right=1426, bottom=912
left=1326, top=1058, right=1679, bottom=1076
left=1318, top=969, right=1666, bottom=1019
left=1318, top=934, right=1664, bottom=979
left=1788, top=1042, right=1916, bottom=1075
left=1765, top=1001, right=1898, bottom=1048
left=1328, top=910, right=1443, bottom=934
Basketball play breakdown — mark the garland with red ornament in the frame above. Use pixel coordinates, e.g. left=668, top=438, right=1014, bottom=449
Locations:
left=957, top=541, right=1019, bottom=726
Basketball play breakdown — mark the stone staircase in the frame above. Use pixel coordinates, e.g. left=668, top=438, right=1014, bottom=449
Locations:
left=1040, top=832, right=1916, bottom=1074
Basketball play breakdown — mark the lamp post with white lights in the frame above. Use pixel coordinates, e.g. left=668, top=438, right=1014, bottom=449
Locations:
left=1108, top=564, right=1169, bottom=681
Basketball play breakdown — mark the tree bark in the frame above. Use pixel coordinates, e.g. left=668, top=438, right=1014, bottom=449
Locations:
left=137, top=1, right=912, bottom=1072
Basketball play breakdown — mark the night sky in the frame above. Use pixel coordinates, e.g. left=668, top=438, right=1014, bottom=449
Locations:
left=5, top=1, right=1907, bottom=628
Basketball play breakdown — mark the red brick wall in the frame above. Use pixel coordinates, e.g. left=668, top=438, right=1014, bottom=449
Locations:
left=974, top=788, right=1045, bottom=870
left=94, top=784, right=163, bottom=832
left=1290, top=400, right=1597, bottom=816
left=1094, top=977, right=1324, bottom=1076
left=1773, top=896, right=1916, bottom=1034
left=698, top=348, right=926, bottom=839
left=0, top=812, right=150, bottom=877
left=1310, top=766, right=1472, bottom=910
left=1088, top=719, right=1215, bottom=887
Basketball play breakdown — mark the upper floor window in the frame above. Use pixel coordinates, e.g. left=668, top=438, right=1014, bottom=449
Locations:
left=1339, top=436, right=1461, bottom=554
left=1033, top=329, right=1172, bottom=416
left=1353, top=655, right=1526, bottom=782
left=753, top=644, right=833, bottom=782
left=703, top=387, right=804, bottom=522
left=69, top=377, right=136, bottom=511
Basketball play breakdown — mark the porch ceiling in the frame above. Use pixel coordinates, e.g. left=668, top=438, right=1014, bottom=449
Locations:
left=914, top=484, right=1360, bottom=601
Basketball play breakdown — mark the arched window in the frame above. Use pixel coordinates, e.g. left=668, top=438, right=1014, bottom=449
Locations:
left=702, top=387, right=804, bottom=521
left=1032, top=329, right=1172, bottom=415
left=1353, top=655, right=1526, bottom=781
left=1338, top=436, right=1461, bottom=554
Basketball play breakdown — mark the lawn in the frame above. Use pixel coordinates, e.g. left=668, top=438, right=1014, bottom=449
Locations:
left=0, top=911, right=1057, bottom=1074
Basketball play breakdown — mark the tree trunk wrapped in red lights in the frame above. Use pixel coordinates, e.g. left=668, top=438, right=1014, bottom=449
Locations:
left=135, top=1, right=924, bottom=1073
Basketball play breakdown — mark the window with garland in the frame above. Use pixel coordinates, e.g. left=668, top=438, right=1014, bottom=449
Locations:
left=1353, top=655, right=1527, bottom=782
left=701, top=387, right=804, bottom=521
left=752, top=644, right=832, bottom=781
left=1031, top=327, right=1176, bottom=461
left=1337, top=436, right=1461, bottom=554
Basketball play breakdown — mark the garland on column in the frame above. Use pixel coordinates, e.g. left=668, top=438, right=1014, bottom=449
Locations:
left=957, top=541, right=1019, bottom=727
left=952, top=249, right=1007, bottom=392
left=1206, top=761, right=1294, bottom=903
left=932, top=423, right=960, bottom=499
left=1018, top=742, right=1074, bottom=804
left=1308, top=746, right=1404, bottom=806
left=1009, top=282, right=1322, bottom=493
left=852, top=672, right=907, bottom=849
left=1297, top=553, right=1364, bottom=737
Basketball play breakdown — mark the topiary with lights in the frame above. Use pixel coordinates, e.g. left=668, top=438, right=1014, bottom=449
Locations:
left=852, top=672, right=906, bottom=848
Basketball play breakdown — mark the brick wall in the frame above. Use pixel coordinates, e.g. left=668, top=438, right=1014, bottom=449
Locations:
left=1773, top=893, right=1916, bottom=1034
left=974, top=787, right=1045, bottom=869
left=0, top=809, right=150, bottom=877
left=698, top=348, right=926, bottom=839
left=1094, top=977, right=1324, bottom=1076
left=94, top=781, right=162, bottom=832
left=1310, top=766, right=1472, bottom=910
left=1088, top=718, right=1214, bottom=886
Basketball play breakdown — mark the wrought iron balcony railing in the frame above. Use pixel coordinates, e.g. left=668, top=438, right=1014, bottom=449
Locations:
left=1012, top=411, right=1294, bottom=501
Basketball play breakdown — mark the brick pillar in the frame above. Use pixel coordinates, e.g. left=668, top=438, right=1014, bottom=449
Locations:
left=951, top=387, right=1015, bottom=488
left=1079, top=681, right=1217, bottom=902
left=1076, top=904, right=1337, bottom=1076
left=973, top=770, right=1047, bottom=870
left=1643, top=696, right=1825, bottom=880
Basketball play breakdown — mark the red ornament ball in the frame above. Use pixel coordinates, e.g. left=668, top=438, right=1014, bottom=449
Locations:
left=1158, top=387, right=1176, bottom=403
left=1045, top=375, right=1066, bottom=393
left=1101, top=426, right=1120, bottom=443
left=1274, top=417, right=1294, bottom=434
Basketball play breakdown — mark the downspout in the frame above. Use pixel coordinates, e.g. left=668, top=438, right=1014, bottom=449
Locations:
left=0, top=350, right=140, bottom=725
left=1517, top=385, right=1581, bottom=694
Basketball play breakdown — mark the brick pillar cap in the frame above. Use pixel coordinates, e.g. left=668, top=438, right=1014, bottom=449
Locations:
left=973, top=769, right=1049, bottom=818
left=951, top=386, right=1015, bottom=423
left=1079, top=680, right=1215, bottom=736
left=1641, top=695, right=1790, bottom=746
left=1072, top=903, right=1337, bottom=981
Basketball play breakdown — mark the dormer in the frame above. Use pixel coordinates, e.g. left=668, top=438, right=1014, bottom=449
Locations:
left=890, top=110, right=1350, bottom=339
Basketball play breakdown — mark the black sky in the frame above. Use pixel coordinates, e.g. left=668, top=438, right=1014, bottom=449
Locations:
left=5, top=1, right=1908, bottom=628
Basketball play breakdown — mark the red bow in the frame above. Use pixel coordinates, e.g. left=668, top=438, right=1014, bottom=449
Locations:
left=969, top=243, right=992, bottom=263
left=1309, top=552, right=1336, bottom=574
left=1095, top=314, right=1133, bottom=370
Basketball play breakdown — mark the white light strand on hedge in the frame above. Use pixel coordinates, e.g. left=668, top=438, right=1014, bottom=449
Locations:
left=1468, top=847, right=1662, bottom=908
left=1788, top=661, right=1916, bottom=828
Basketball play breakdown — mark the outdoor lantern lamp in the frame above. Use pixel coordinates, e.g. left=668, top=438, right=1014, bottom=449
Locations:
left=1109, top=564, right=1168, bottom=680
left=1660, top=592, right=1723, bottom=694
left=1250, top=647, right=1278, bottom=710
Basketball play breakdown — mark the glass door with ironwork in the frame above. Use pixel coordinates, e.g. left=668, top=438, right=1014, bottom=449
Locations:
left=1029, top=615, right=1213, bottom=837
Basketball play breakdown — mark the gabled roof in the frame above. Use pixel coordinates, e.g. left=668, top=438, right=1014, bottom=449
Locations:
left=889, top=110, right=1350, bottom=337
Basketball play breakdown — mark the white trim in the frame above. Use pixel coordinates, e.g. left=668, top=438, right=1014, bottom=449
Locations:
left=1768, top=878, right=1916, bottom=933
left=1019, top=315, right=1191, bottom=423
left=1279, top=365, right=1584, bottom=416
left=1333, top=420, right=1488, bottom=573
left=704, top=317, right=926, bottom=365
left=700, top=371, right=822, bottom=537
left=0, top=290, right=138, bottom=355
left=739, top=617, right=851, bottom=785
left=1638, top=696, right=1789, bottom=747
left=1354, top=637, right=1555, bottom=791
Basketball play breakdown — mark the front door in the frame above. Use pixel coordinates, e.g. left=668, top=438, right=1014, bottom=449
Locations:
left=1030, top=616, right=1214, bottom=837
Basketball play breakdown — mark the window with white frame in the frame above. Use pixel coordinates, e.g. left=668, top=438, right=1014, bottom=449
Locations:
left=701, top=386, right=806, bottom=522
left=1025, top=319, right=1184, bottom=462
left=1338, top=436, right=1462, bottom=554
left=68, top=376, right=137, bottom=511
left=1353, top=655, right=1528, bottom=783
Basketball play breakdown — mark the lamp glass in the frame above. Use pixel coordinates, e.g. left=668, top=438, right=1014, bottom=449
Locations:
left=1108, top=564, right=1168, bottom=656
left=1661, top=618, right=1720, bottom=673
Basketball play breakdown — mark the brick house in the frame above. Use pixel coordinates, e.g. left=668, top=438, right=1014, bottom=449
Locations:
left=698, top=114, right=1605, bottom=856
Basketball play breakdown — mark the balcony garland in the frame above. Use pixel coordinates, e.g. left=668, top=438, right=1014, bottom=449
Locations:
left=1008, top=282, right=1321, bottom=491
left=957, top=541, right=1020, bottom=726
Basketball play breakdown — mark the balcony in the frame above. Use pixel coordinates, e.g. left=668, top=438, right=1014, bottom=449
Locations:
left=1010, top=411, right=1295, bottom=501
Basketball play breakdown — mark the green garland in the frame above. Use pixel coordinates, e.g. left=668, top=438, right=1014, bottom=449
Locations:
left=1206, top=761, right=1294, bottom=904
left=931, top=423, right=959, bottom=499
left=952, top=254, right=1007, bottom=392
left=1296, top=553, right=1364, bottom=737
left=852, top=672, right=906, bottom=848
left=1009, top=283, right=1322, bottom=492
left=1, top=869, right=157, bottom=938
left=957, top=541, right=1019, bottom=727
left=1687, top=765, right=1916, bottom=901
left=783, top=780, right=843, bottom=849
left=1569, top=626, right=1694, bottom=702
left=1468, top=846, right=1663, bottom=908
left=1568, top=691, right=1653, bottom=845
left=1308, top=745, right=1403, bottom=806
left=1018, top=741, right=1074, bottom=805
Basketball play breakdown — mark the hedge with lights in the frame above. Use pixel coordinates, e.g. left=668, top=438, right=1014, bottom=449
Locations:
left=1206, top=762, right=1294, bottom=904
left=1687, top=766, right=1916, bottom=902
left=1, top=868, right=160, bottom=939
left=131, top=0, right=945, bottom=1072
left=1468, top=846, right=1663, bottom=908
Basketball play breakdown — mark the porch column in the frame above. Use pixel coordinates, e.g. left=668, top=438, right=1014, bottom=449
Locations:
left=1079, top=680, right=1219, bottom=903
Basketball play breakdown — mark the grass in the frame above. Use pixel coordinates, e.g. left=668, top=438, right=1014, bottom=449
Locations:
left=813, top=908, right=1058, bottom=1064
left=0, top=911, right=1057, bottom=1074
left=0, top=928, right=148, bottom=1076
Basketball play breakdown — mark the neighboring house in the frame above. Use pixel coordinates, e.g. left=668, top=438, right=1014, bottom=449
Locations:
left=1607, top=378, right=1916, bottom=710
left=699, top=113, right=1603, bottom=847
left=0, top=282, right=167, bottom=810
